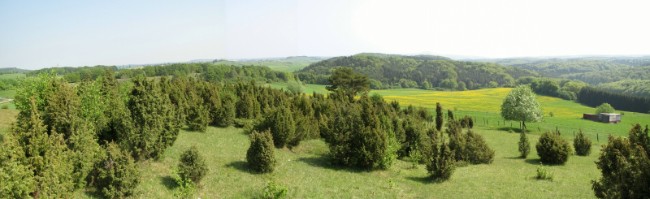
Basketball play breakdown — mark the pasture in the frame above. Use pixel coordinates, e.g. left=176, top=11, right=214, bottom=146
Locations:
left=68, top=126, right=601, bottom=198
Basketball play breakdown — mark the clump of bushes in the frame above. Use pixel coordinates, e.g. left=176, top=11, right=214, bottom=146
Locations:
left=464, top=130, right=494, bottom=164
left=246, top=130, right=276, bottom=173
left=322, top=99, right=397, bottom=170
left=536, top=131, right=571, bottom=165
left=573, top=130, right=592, bottom=156
left=446, top=121, right=494, bottom=164
left=253, top=107, right=297, bottom=149
left=459, top=116, right=474, bottom=129
left=91, top=142, right=140, bottom=199
left=519, top=132, right=530, bottom=158
left=426, top=139, right=455, bottom=181
left=177, top=146, right=208, bottom=185
left=593, top=124, right=650, bottom=198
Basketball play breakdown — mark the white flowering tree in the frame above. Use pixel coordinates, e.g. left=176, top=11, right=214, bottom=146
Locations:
left=501, top=85, right=542, bottom=130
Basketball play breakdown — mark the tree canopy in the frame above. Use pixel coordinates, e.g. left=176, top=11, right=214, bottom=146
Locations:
left=595, top=103, right=615, bottom=114
left=500, top=85, right=542, bottom=129
left=326, top=67, right=370, bottom=101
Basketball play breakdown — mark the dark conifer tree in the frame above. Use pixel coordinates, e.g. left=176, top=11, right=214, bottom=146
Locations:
left=435, top=103, right=443, bottom=131
left=126, top=76, right=180, bottom=160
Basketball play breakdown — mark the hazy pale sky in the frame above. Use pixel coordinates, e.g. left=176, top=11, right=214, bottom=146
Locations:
left=1, top=0, right=649, bottom=69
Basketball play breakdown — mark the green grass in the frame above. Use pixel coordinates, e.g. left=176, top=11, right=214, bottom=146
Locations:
left=0, top=73, right=26, bottom=80
left=214, top=57, right=323, bottom=72
left=0, top=89, right=18, bottom=109
left=369, top=87, right=650, bottom=142
left=70, top=126, right=602, bottom=198
left=266, top=82, right=330, bottom=94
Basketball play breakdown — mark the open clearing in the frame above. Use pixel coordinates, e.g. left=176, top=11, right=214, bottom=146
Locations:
left=71, top=127, right=601, bottom=198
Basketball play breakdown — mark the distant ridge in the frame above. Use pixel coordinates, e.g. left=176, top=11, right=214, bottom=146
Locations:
left=296, top=53, right=536, bottom=90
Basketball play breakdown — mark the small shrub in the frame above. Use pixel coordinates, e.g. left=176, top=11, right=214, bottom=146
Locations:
left=536, top=131, right=571, bottom=165
left=173, top=177, right=196, bottom=199
left=261, top=181, right=288, bottom=199
left=254, top=107, right=296, bottom=148
left=459, top=116, right=474, bottom=129
left=426, top=141, right=455, bottom=181
left=535, top=165, right=553, bottom=181
left=234, top=118, right=253, bottom=129
left=178, top=146, right=208, bottom=185
left=187, top=105, right=209, bottom=132
left=464, top=130, right=494, bottom=164
left=573, top=130, right=592, bottom=156
left=246, top=130, right=276, bottom=173
left=519, top=132, right=530, bottom=158
left=91, top=142, right=140, bottom=199
left=1, top=104, right=8, bottom=109
left=595, top=103, right=615, bottom=114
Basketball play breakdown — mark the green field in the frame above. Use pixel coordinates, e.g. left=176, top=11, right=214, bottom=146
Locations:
left=0, top=73, right=26, bottom=80
left=67, top=126, right=601, bottom=198
left=214, top=57, right=323, bottom=72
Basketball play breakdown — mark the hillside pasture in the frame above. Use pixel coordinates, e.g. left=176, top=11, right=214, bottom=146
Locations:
left=72, top=126, right=601, bottom=198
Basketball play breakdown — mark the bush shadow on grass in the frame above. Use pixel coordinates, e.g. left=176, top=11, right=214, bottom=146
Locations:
left=160, top=176, right=178, bottom=190
left=505, top=156, right=525, bottom=160
left=296, top=156, right=367, bottom=173
left=225, top=160, right=254, bottom=174
left=406, top=175, right=449, bottom=184
left=496, top=127, right=529, bottom=133
left=525, top=158, right=542, bottom=165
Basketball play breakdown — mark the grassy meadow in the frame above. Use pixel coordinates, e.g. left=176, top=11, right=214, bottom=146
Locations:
left=68, top=126, right=600, bottom=198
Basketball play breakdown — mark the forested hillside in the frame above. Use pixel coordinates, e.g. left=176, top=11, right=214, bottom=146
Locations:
left=296, top=53, right=537, bottom=90
left=483, top=57, right=650, bottom=84
left=0, top=67, right=30, bottom=75
left=596, top=80, right=650, bottom=98
left=28, top=63, right=292, bottom=84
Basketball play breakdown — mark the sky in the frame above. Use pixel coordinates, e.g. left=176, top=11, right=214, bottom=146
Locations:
left=1, top=0, right=650, bottom=69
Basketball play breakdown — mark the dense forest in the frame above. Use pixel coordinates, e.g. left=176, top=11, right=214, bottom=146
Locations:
left=596, top=80, right=650, bottom=98
left=484, top=57, right=650, bottom=85
left=26, top=63, right=292, bottom=84
left=577, top=87, right=650, bottom=113
left=296, top=53, right=538, bottom=90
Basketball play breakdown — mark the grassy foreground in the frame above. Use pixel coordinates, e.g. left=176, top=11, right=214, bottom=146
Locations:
left=71, top=127, right=601, bottom=198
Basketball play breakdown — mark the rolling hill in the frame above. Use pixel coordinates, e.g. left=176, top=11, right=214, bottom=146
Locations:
left=296, top=53, right=538, bottom=90
left=479, top=57, right=650, bottom=85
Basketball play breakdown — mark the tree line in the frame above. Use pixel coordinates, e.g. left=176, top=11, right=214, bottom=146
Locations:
left=577, top=87, right=650, bottom=114
left=27, top=63, right=291, bottom=84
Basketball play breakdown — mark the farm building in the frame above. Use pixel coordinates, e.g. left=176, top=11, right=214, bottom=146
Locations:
left=582, top=113, right=621, bottom=123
